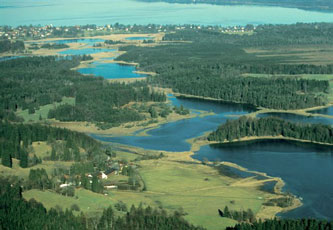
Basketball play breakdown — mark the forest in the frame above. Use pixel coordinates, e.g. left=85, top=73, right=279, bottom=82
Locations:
left=117, top=23, right=333, bottom=109
left=0, top=40, right=25, bottom=53
left=155, top=73, right=328, bottom=109
left=226, top=219, right=333, bottom=230
left=0, top=56, right=166, bottom=125
left=0, top=121, right=100, bottom=169
left=208, top=116, right=333, bottom=144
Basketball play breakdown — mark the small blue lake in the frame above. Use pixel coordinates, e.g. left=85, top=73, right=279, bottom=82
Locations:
left=58, top=48, right=116, bottom=55
left=35, top=38, right=105, bottom=46
left=257, top=112, right=333, bottom=126
left=78, top=61, right=146, bottom=79
left=308, top=106, right=333, bottom=116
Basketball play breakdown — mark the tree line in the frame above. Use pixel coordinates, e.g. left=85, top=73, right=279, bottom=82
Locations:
left=154, top=72, right=328, bottom=109
left=163, top=23, right=333, bottom=47
left=208, top=116, right=333, bottom=144
left=226, top=218, right=333, bottom=230
left=0, top=40, right=25, bottom=53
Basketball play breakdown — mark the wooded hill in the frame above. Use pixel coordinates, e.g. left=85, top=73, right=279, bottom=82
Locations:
left=208, top=116, right=333, bottom=144
left=0, top=121, right=100, bottom=168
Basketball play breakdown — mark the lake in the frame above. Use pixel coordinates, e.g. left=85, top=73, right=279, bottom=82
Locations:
left=93, top=95, right=333, bottom=220
left=193, top=140, right=333, bottom=220
left=257, top=112, right=333, bottom=126
left=28, top=38, right=105, bottom=46
left=308, top=106, right=333, bottom=116
left=58, top=48, right=115, bottom=55
left=78, top=61, right=146, bottom=79
left=1, top=0, right=333, bottom=26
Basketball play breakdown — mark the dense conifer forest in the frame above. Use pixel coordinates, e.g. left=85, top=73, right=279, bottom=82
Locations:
left=0, top=121, right=100, bottom=168
left=208, top=116, right=333, bottom=144
left=117, top=23, right=332, bottom=109
left=0, top=56, right=165, bottom=124
left=0, top=40, right=25, bottom=53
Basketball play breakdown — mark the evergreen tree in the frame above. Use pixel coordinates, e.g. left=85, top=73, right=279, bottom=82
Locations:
left=74, top=148, right=81, bottom=162
left=19, top=150, right=28, bottom=168
left=63, top=148, right=71, bottom=161
left=2, top=151, right=12, bottom=168
left=91, top=175, right=101, bottom=193
left=50, top=146, right=57, bottom=161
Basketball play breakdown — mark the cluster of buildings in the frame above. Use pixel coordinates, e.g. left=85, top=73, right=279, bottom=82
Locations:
left=0, top=24, right=255, bottom=41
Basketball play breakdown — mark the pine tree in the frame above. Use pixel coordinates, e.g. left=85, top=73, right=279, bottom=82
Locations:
left=81, top=174, right=89, bottom=190
left=74, top=148, right=81, bottom=162
left=50, top=146, right=57, bottom=161
left=19, top=150, right=28, bottom=168
left=2, top=151, right=12, bottom=168
left=63, top=148, right=71, bottom=161
left=91, top=175, right=101, bottom=193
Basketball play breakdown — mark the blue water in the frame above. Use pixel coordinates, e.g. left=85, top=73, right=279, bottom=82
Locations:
left=29, top=38, right=105, bottom=46
left=93, top=95, right=333, bottom=220
left=0, top=56, right=24, bottom=62
left=58, top=48, right=116, bottom=55
left=308, top=106, right=333, bottom=116
left=257, top=112, right=333, bottom=126
left=193, top=141, right=333, bottom=220
left=92, top=96, right=256, bottom=151
left=125, top=36, right=153, bottom=40
left=1, top=0, right=333, bottom=26
left=78, top=61, right=146, bottom=79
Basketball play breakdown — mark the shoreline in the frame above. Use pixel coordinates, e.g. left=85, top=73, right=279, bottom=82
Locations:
left=49, top=109, right=212, bottom=137
left=211, top=135, right=333, bottom=147
left=188, top=134, right=333, bottom=152
left=173, top=92, right=333, bottom=119
left=185, top=136, right=303, bottom=219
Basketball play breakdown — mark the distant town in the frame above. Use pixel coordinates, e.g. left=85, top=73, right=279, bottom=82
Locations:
left=0, top=24, right=255, bottom=40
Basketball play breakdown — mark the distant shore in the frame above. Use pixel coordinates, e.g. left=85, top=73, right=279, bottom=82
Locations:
left=173, top=92, right=333, bottom=119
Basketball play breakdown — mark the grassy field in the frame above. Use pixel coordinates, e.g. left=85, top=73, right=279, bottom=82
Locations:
left=20, top=145, right=294, bottom=230
left=16, top=97, right=75, bottom=122
left=245, top=45, right=333, bottom=65
left=31, top=141, right=52, bottom=159
left=23, top=189, right=114, bottom=217
left=0, top=159, right=73, bottom=179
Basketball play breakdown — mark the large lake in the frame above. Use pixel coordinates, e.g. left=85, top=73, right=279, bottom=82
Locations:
left=92, top=95, right=333, bottom=220
left=1, top=0, right=333, bottom=26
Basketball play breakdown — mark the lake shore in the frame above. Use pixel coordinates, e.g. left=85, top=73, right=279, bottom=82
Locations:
left=186, top=136, right=303, bottom=220
left=173, top=92, right=333, bottom=119
left=49, top=110, right=213, bottom=137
